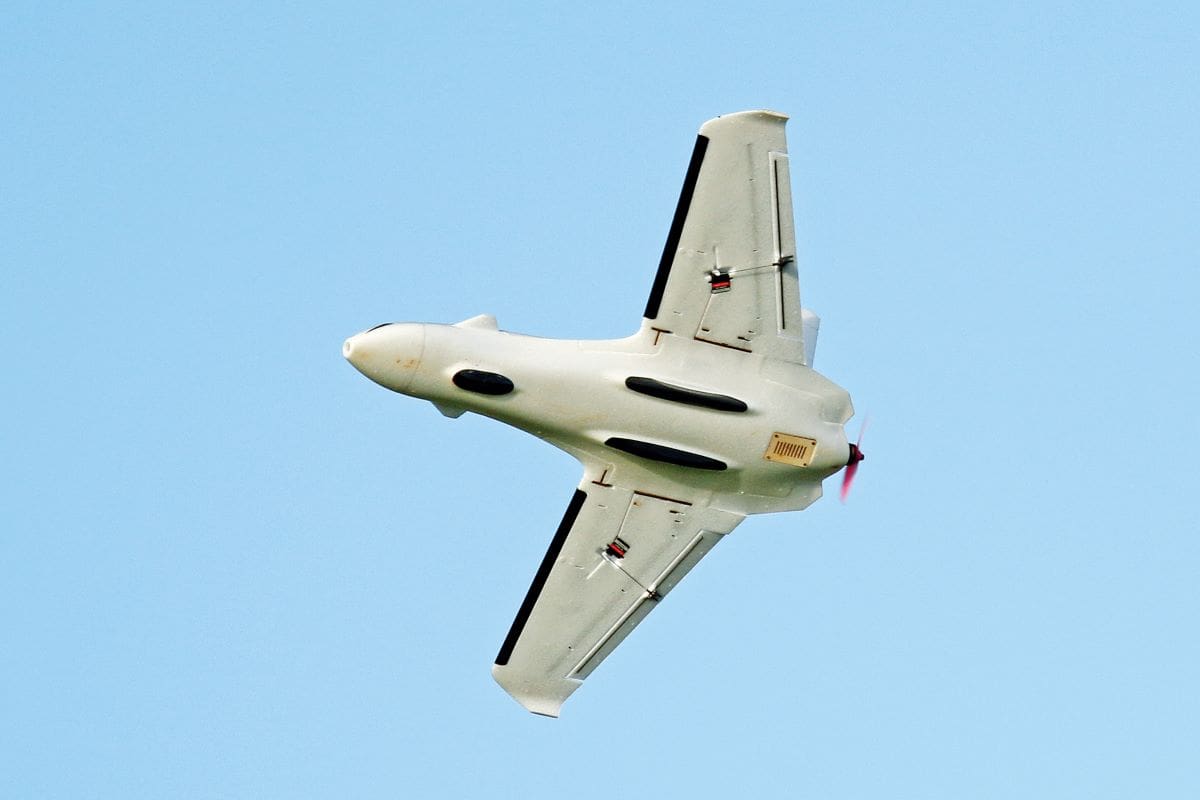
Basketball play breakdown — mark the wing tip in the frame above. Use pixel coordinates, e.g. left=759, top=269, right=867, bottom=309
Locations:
left=700, top=109, right=789, bottom=133
left=491, top=663, right=579, bottom=718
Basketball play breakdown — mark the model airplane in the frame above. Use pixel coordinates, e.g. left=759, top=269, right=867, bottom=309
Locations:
left=344, top=110, right=862, bottom=717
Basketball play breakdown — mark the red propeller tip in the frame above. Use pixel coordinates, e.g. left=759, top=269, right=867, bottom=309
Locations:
left=840, top=462, right=859, bottom=502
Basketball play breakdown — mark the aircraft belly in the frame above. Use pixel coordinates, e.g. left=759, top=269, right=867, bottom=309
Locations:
left=404, top=324, right=845, bottom=510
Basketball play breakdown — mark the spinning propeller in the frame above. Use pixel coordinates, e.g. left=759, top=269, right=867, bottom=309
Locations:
left=840, top=420, right=868, bottom=503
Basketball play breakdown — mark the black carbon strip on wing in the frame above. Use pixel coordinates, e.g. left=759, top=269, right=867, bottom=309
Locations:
left=624, top=376, right=748, bottom=412
left=644, top=135, right=709, bottom=320
left=494, top=489, right=588, bottom=666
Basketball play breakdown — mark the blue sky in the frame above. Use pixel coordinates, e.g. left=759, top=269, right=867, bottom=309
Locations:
left=3, top=3, right=1197, bottom=797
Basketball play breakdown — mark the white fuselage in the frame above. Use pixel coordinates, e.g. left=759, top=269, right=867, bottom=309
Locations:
left=343, top=318, right=853, bottom=516
left=345, top=316, right=854, bottom=515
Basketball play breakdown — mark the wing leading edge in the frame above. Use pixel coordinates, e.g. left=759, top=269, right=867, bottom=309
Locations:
left=492, top=480, right=743, bottom=716
left=643, top=110, right=809, bottom=364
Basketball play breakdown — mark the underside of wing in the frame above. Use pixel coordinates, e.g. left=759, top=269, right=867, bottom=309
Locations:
left=643, top=110, right=810, bottom=364
left=491, top=480, right=742, bottom=716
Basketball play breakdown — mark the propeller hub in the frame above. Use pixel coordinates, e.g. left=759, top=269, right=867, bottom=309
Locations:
left=840, top=425, right=868, bottom=503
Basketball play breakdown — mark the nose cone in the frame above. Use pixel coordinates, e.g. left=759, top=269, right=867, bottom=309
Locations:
left=343, top=323, right=426, bottom=395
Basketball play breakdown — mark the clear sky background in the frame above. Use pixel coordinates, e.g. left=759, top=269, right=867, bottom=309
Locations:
left=3, top=3, right=1197, bottom=798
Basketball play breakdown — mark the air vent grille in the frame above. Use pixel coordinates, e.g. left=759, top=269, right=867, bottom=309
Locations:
left=764, top=433, right=817, bottom=467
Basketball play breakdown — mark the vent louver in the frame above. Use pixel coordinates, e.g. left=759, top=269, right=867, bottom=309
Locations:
left=764, top=433, right=817, bottom=467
